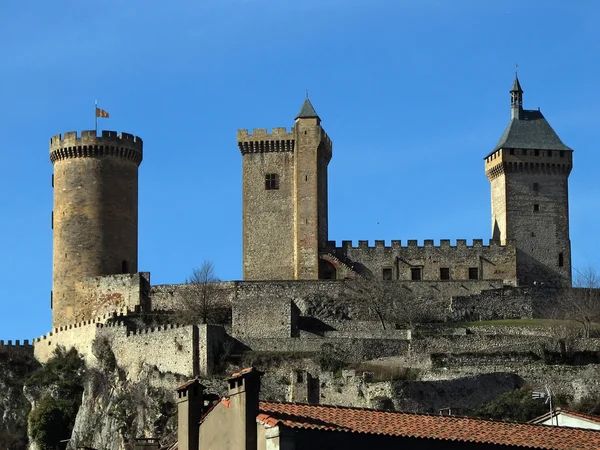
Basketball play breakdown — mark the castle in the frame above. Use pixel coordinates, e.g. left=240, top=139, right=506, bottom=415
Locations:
left=238, top=74, right=572, bottom=287
left=6, top=75, right=576, bottom=377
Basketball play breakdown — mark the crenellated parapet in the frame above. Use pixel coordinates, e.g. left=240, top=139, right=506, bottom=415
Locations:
left=325, top=238, right=507, bottom=250
left=237, top=127, right=295, bottom=154
left=323, top=239, right=517, bottom=283
left=50, top=130, right=143, bottom=165
left=485, top=147, right=572, bottom=181
left=237, top=127, right=332, bottom=158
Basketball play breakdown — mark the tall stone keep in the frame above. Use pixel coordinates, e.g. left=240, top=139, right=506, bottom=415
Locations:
left=238, top=98, right=332, bottom=280
left=485, top=75, right=572, bottom=286
left=50, top=130, right=143, bottom=327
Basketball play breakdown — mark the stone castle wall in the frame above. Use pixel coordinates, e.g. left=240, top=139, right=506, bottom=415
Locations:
left=33, top=311, right=223, bottom=377
left=0, top=340, right=34, bottom=361
left=326, top=239, right=517, bottom=283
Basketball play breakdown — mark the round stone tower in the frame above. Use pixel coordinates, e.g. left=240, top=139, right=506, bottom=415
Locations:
left=50, top=130, right=143, bottom=328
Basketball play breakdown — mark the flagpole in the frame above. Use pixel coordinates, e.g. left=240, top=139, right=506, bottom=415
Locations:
left=95, top=99, right=98, bottom=133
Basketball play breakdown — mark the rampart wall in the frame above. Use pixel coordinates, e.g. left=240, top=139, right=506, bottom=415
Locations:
left=325, top=239, right=517, bottom=283
left=106, top=324, right=197, bottom=378
left=233, top=298, right=299, bottom=338
left=34, top=310, right=223, bottom=376
left=0, top=340, right=34, bottom=360
left=74, top=272, right=150, bottom=320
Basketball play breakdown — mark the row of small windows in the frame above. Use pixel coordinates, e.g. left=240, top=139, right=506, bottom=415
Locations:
left=486, top=149, right=566, bottom=162
left=382, top=267, right=479, bottom=281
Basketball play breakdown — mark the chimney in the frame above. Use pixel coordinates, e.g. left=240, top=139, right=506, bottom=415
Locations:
left=176, top=378, right=205, bottom=450
left=227, top=367, right=264, bottom=450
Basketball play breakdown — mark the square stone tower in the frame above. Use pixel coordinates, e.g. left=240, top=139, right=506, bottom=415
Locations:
left=238, top=99, right=332, bottom=280
left=486, top=75, right=573, bottom=286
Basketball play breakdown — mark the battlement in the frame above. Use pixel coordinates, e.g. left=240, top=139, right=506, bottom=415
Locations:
left=485, top=148, right=572, bottom=180
left=0, top=339, right=32, bottom=347
left=237, top=127, right=295, bottom=154
left=125, top=323, right=184, bottom=336
left=33, top=308, right=135, bottom=343
left=327, top=239, right=507, bottom=250
left=50, top=130, right=143, bottom=165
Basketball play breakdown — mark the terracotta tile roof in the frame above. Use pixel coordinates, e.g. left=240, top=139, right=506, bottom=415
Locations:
left=530, top=408, right=600, bottom=425
left=228, top=366, right=264, bottom=379
left=258, top=401, right=600, bottom=449
left=175, top=377, right=204, bottom=391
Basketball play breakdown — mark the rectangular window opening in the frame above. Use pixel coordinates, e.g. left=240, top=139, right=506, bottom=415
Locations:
left=559, top=253, right=564, bottom=267
left=440, top=268, right=450, bottom=280
left=560, top=151, right=565, bottom=158
left=534, top=149, right=539, bottom=156
left=533, top=182, right=539, bottom=192
left=533, top=204, right=540, bottom=212
left=468, top=267, right=479, bottom=280
left=382, top=268, right=393, bottom=280
left=411, top=267, right=422, bottom=281
left=509, top=149, right=514, bottom=155
left=265, top=173, right=279, bottom=190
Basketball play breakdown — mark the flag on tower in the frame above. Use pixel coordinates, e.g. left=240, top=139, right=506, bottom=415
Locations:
left=96, top=107, right=110, bottom=118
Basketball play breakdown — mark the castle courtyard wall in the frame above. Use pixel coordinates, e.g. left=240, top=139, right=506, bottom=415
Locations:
left=326, top=239, right=517, bottom=283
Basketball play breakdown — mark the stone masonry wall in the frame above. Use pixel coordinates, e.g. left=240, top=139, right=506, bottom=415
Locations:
left=34, top=315, right=223, bottom=376
left=232, top=298, right=299, bottom=338
left=105, top=324, right=197, bottom=379
left=150, top=279, right=515, bottom=333
left=326, top=239, right=517, bottom=283
left=74, top=272, right=149, bottom=320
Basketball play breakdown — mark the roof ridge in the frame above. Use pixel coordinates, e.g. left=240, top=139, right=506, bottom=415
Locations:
left=259, top=400, right=557, bottom=426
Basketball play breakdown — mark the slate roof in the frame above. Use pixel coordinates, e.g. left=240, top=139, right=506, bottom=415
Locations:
left=296, top=98, right=320, bottom=119
left=511, top=75, right=523, bottom=92
left=492, top=109, right=572, bottom=155
left=257, top=401, right=600, bottom=449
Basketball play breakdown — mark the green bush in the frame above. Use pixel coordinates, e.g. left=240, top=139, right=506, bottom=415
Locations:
left=29, top=396, right=78, bottom=450
left=474, top=389, right=551, bottom=422
left=26, top=347, right=84, bottom=450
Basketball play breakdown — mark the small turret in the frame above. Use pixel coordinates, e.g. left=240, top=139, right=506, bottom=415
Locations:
left=510, top=74, right=523, bottom=119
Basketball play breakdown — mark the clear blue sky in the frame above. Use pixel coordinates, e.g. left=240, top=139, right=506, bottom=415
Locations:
left=1, top=0, right=598, bottom=340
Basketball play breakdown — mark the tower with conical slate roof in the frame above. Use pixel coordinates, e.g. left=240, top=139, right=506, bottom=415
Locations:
left=237, top=98, right=332, bottom=280
left=486, top=75, right=573, bottom=286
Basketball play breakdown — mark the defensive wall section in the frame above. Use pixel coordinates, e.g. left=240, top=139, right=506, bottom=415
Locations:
left=33, top=312, right=223, bottom=377
left=325, top=239, right=517, bottom=284
left=0, top=340, right=34, bottom=361
left=73, top=272, right=150, bottom=321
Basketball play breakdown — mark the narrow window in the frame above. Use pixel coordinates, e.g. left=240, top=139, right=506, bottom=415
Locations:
left=534, top=149, right=539, bottom=156
left=468, top=267, right=479, bottom=280
left=51, top=211, right=53, bottom=229
left=440, top=268, right=450, bottom=280
left=559, top=253, right=564, bottom=267
left=560, top=151, right=565, bottom=158
left=265, top=173, right=279, bottom=190
left=510, top=149, right=514, bottom=155
left=50, top=290, right=53, bottom=309
left=411, top=268, right=422, bottom=281
left=533, top=204, right=540, bottom=212
left=382, top=268, right=393, bottom=280
left=122, top=260, right=129, bottom=273
left=533, top=182, right=539, bottom=192
left=51, top=174, right=54, bottom=188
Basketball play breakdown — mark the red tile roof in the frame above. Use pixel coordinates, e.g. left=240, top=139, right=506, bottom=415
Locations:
left=257, top=401, right=600, bottom=449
